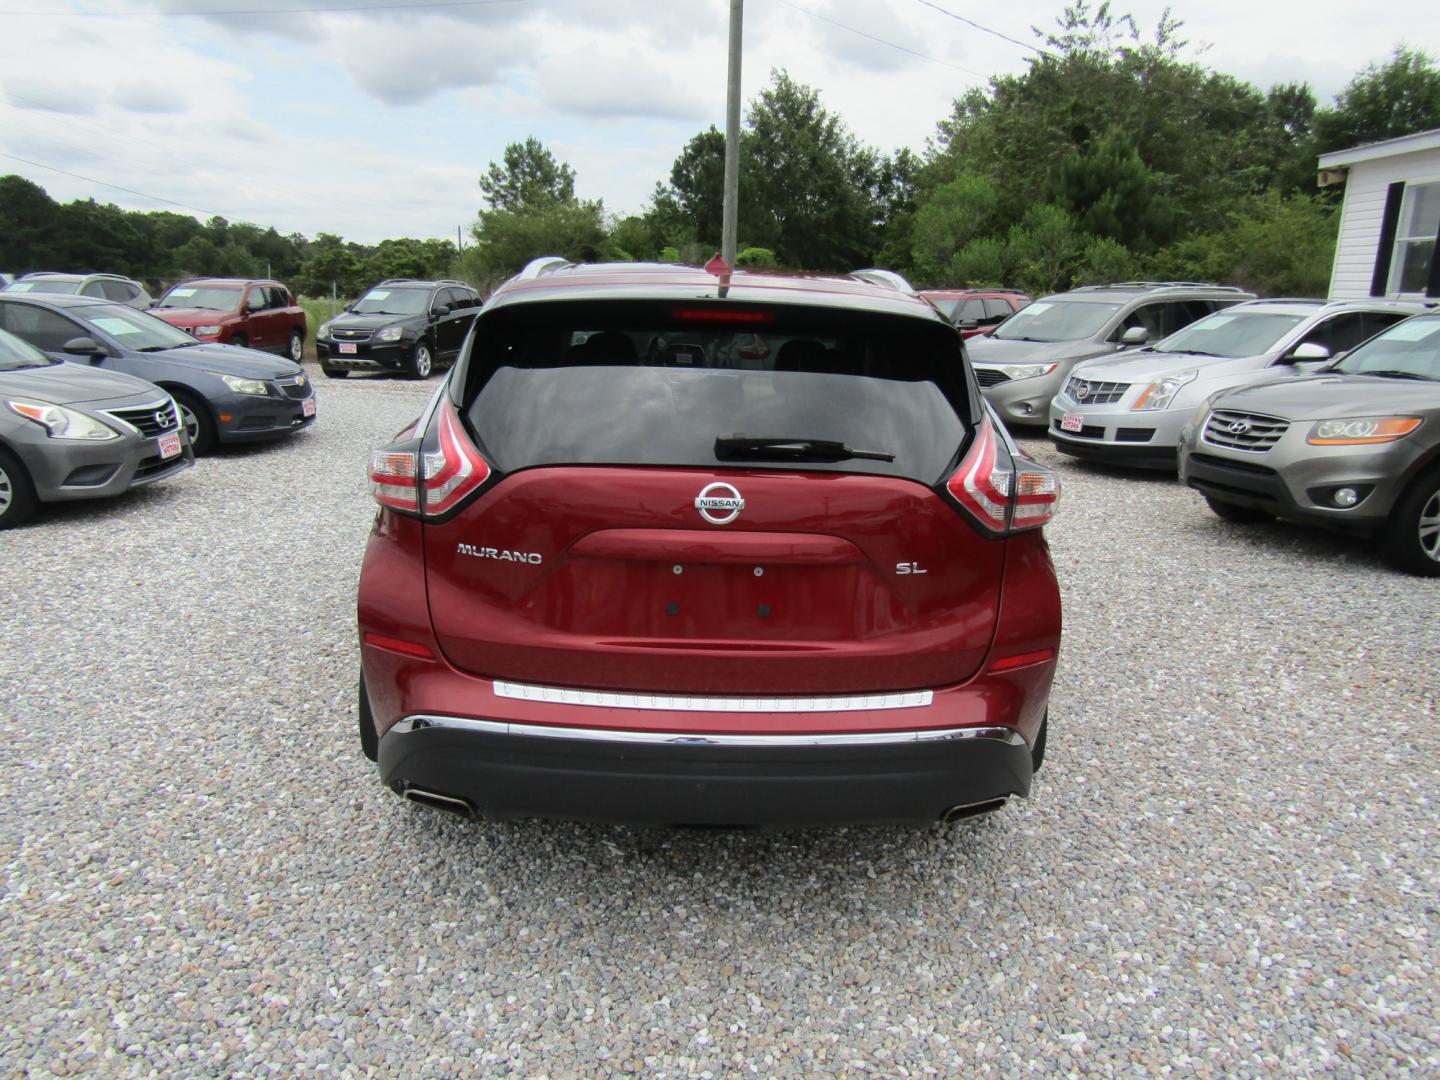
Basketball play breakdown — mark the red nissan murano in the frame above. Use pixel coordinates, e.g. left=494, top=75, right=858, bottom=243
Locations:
left=356, top=259, right=1061, bottom=827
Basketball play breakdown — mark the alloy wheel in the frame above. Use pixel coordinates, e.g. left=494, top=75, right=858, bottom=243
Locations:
left=180, top=402, right=201, bottom=445
left=0, top=464, right=11, bottom=514
left=1419, top=488, right=1440, bottom=563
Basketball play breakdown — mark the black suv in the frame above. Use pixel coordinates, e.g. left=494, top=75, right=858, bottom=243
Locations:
left=315, top=279, right=481, bottom=379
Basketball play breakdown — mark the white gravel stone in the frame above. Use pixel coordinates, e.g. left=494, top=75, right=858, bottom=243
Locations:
left=0, top=370, right=1436, bottom=1077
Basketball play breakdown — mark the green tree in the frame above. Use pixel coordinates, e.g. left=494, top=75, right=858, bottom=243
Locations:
left=1049, top=128, right=1173, bottom=253
left=1006, top=203, right=1083, bottom=293
left=464, top=200, right=608, bottom=278
left=479, top=137, right=577, bottom=213
left=294, top=232, right=364, bottom=297
left=0, top=175, right=59, bottom=272
left=1314, top=47, right=1440, bottom=152
left=909, top=173, right=1001, bottom=283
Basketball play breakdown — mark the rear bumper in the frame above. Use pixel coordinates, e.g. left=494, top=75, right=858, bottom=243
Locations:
left=376, top=712, right=1033, bottom=826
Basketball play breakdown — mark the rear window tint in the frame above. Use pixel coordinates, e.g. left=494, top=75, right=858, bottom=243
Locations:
left=461, top=300, right=973, bottom=484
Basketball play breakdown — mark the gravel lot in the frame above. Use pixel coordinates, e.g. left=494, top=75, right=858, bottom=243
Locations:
left=2, top=370, right=1436, bottom=1077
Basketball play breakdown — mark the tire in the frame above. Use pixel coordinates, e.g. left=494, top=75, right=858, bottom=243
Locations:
left=358, top=674, right=378, bottom=762
left=287, top=329, right=304, bottom=365
left=1381, top=469, right=1440, bottom=577
left=173, top=390, right=217, bottom=456
left=409, top=341, right=434, bottom=380
left=0, top=445, right=38, bottom=530
left=1031, top=712, right=1048, bottom=774
left=1204, top=496, right=1271, bottom=525
left=230, top=333, right=248, bottom=349
left=321, top=365, right=349, bottom=379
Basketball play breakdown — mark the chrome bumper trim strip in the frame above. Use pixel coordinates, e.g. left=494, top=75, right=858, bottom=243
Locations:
left=389, top=713, right=1024, bottom=749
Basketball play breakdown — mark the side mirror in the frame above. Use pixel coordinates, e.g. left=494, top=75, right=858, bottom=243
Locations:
left=62, top=336, right=106, bottom=360
left=434, top=303, right=452, bottom=316
left=1120, top=326, right=1149, bottom=346
left=1285, top=342, right=1331, bottom=363
left=958, top=318, right=979, bottom=331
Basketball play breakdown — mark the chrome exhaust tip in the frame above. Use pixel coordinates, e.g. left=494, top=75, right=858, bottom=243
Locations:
left=939, top=797, right=1009, bottom=824
left=402, top=786, right=477, bottom=819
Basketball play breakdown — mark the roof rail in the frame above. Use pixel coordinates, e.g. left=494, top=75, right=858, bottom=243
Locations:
left=1071, top=280, right=1248, bottom=293
left=850, top=268, right=916, bottom=294
left=518, top=256, right=570, bottom=281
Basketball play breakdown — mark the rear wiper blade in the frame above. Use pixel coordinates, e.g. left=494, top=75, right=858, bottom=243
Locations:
left=714, top=433, right=895, bottom=462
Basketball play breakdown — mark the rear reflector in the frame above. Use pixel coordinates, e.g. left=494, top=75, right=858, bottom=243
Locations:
left=989, top=648, right=1055, bottom=672
left=362, top=632, right=436, bottom=660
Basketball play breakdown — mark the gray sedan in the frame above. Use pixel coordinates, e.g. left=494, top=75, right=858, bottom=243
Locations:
left=1179, top=311, right=1440, bottom=575
left=0, top=327, right=191, bottom=529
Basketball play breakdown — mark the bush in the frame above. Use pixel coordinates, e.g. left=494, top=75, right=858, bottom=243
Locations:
left=735, top=247, right=778, bottom=268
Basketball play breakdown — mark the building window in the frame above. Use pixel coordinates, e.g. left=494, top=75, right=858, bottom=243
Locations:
left=1387, top=180, right=1440, bottom=295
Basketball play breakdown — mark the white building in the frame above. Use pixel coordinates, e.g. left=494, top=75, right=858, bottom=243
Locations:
left=1319, top=128, right=1440, bottom=302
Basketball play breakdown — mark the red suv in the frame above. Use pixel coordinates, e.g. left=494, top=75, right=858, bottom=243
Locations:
left=152, top=278, right=308, bottom=364
left=920, top=289, right=1031, bottom=338
left=357, top=259, right=1061, bottom=826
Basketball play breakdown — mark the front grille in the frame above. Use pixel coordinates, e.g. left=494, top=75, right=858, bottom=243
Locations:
left=975, top=368, right=1010, bottom=387
left=332, top=328, right=373, bottom=342
left=276, top=375, right=310, bottom=399
left=1065, top=377, right=1129, bottom=405
left=135, top=452, right=188, bottom=482
left=103, top=399, right=180, bottom=438
left=1115, top=428, right=1153, bottom=443
left=1203, top=410, right=1289, bottom=453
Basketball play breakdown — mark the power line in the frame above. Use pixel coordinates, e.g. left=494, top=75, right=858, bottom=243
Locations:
left=0, top=0, right=523, bottom=15
left=773, top=0, right=987, bottom=79
left=911, top=0, right=1051, bottom=57
left=0, top=151, right=221, bottom=217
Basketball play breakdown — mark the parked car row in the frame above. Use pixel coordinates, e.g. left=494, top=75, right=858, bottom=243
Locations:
left=5, top=273, right=309, bottom=363
left=0, top=293, right=316, bottom=529
left=965, top=283, right=1438, bottom=575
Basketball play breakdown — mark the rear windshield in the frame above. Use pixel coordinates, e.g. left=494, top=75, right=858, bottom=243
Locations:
left=460, top=301, right=974, bottom=484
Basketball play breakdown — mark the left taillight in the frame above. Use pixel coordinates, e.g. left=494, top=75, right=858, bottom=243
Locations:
left=369, top=397, right=492, bottom=518
left=944, top=415, right=1059, bottom=534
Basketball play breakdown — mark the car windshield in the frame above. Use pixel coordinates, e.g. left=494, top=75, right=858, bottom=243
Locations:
left=463, top=302, right=973, bottom=484
left=0, top=326, right=56, bottom=369
left=991, top=299, right=1121, bottom=342
left=75, top=303, right=200, bottom=351
left=1153, top=311, right=1308, bottom=358
left=5, top=279, right=81, bottom=295
left=351, top=288, right=430, bottom=316
left=157, top=284, right=243, bottom=311
left=1332, top=317, right=1440, bottom=381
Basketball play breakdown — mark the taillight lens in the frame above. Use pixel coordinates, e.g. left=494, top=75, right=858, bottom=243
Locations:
left=368, top=398, right=492, bottom=517
left=944, top=416, right=1059, bottom=534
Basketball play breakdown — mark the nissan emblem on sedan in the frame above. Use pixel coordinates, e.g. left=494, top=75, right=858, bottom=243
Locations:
left=695, top=481, right=745, bottom=525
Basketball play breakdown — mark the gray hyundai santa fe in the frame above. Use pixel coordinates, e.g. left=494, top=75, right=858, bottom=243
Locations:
left=1179, top=310, right=1440, bottom=575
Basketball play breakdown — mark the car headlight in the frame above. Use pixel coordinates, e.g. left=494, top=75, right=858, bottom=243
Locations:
left=376, top=325, right=404, bottom=343
left=6, top=399, right=120, bottom=440
left=219, top=374, right=270, bottom=396
left=1132, top=370, right=1198, bottom=411
left=997, top=362, right=1058, bottom=381
left=194, top=324, right=223, bottom=336
left=1306, top=416, right=1422, bottom=445
left=317, top=321, right=333, bottom=339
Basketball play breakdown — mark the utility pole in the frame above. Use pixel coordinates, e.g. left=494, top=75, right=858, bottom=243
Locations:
left=721, top=0, right=743, bottom=268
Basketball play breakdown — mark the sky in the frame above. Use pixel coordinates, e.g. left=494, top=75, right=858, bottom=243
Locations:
left=0, top=0, right=1433, bottom=245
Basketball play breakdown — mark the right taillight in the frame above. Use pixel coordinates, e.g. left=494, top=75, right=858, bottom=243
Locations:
left=368, top=397, right=492, bottom=518
left=944, top=415, right=1059, bottom=534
